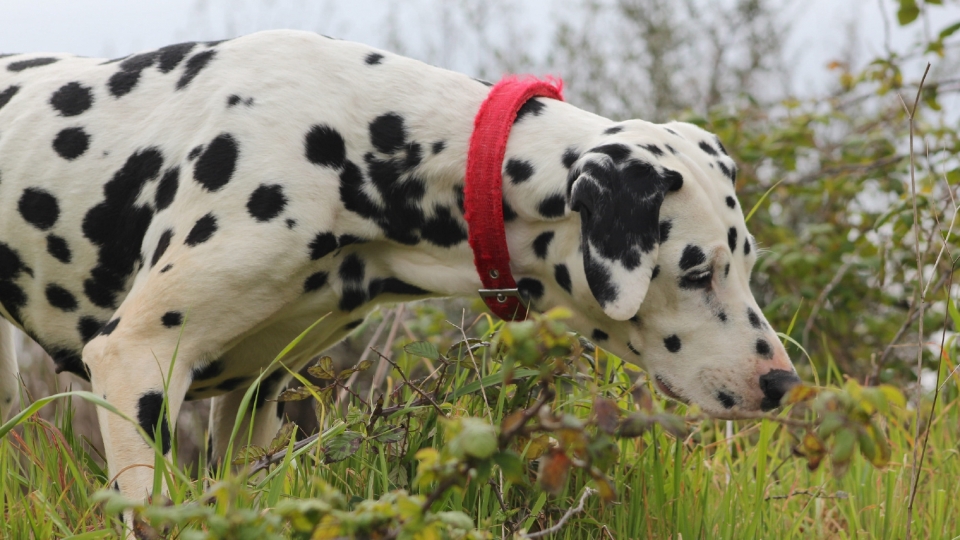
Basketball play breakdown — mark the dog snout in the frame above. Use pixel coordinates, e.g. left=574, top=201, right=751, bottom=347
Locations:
left=758, top=369, right=801, bottom=411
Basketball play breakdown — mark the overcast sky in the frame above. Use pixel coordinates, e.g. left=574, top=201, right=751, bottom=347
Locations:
left=0, top=0, right=954, bottom=98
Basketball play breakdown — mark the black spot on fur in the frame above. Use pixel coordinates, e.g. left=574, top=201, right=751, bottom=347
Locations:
left=533, top=231, right=554, bottom=259
left=727, top=227, right=738, bottom=252
left=420, top=206, right=467, bottom=247
left=227, top=94, right=241, bottom=106
left=53, top=127, right=90, bottom=160
left=18, top=188, right=59, bottom=231
left=744, top=237, right=752, bottom=256
left=640, top=144, right=664, bottom=157
left=101, top=318, right=120, bottom=335
left=345, top=319, right=363, bottom=330
left=286, top=219, right=296, bottom=229
left=717, top=391, right=736, bottom=409
left=216, top=377, right=248, bottom=392
left=370, top=113, right=407, bottom=153
left=51, top=349, right=87, bottom=380
left=583, top=246, right=618, bottom=307
left=305, top=125, right=346, bottom=168
left=151, top=229, right=173, bottom=267
left=7, top=57, right=58, bottom=71
left=46, top=235, right=71, bottom=263
left=505, top=158, right=534, bottom=184
left=192, top=359, right=224, bottom=381
left=725, top=196, right=736, bottom=209
left=747, top=308, right=762, bottom=329
left=562, top=147, right=579, bottom=169
left=454, top=184, right=465, bottom=214
left=107, top=52, right=158, bottom=97
left=365, top=52, right=384, bottom=65
left=338, top=234, right=364, bottom=248
left=698, top=141, right=718, bottom=156
left=717, top=310, right=728, bottom=322
left=247, top=184, right=287, bottom=222
left=664, top=335, right=681, bottom=353
left=592, top=143, right=631, bottom=164
left=276, top=401, right=286, bottom=420
left=432, top=140, right=446, bottom=154
left=591, top=329, right=609, bottom=341
left=517, top=278, right=544, bottom=303
left=679, top=245, right=706, bottom=271
left=187, top=145, right=203, bottom=160
left=253, top=370, right=286, bottom=411
left=310, top=233, right=338, bottom=260
left=651, top=265, right=660, bottom=280
left=194, top=133, right=238, bottom=192
left=155, top=167, right=179, bottom=211
left=50, top=82, right=93, bottom=116
left=137, top=391, right=171, bottom=454
left=185, top=214, right=217, bottom=246
left=161, top=311, right=183, bottom=328
left=756, top=339, right=773, bottom=359
left=714, top=137, right=728, bottom=155
left=554, top=264, right=572, bottom=294
left=368, top=277, right=429, bottom=298
left=502, top=199, right=517, bottom=222
left=338, top=254, right=366, bottom=311
left=659, top=220, right=672, bottom=243
left=78, top=316, right=105, bottom=343
left=0, top=85, right=19, bottom=110
left=157, top=42, right=196, bottom=73
left=627, top=342, right=641, bottom=356
left=177, top=49, right=216, bottom=89
left=160, top=264, right=173, bottom=273
left=603, top=125, right=623, bottom=134
left=665, top=144, right=677, bottom=155
left=304, top=271, right=328, bottom=292
left=46, top=283, right=78, bottom=312
left=514, top=98, right=544, bottom=122
left=0, top=242, right=28, bottom=324
left=537, top=194, right=566, bottom=218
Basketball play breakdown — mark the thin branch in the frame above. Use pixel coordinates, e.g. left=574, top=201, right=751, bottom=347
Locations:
left=521, top=488, right=597, bottom=539
left=765, top=488, right=849, bottom=501
left=370, top=304, right=406, bottom=400
left=338, top=308, right=394, bottom=405
left=802, top=260, right=853, bottom=351
left=904, top=62, right=931, bottom=540
left=370, top=347, right=447, bottom=417
left=246, top=431, right=322, bottom=476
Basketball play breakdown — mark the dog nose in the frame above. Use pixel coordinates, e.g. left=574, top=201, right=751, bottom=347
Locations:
left=759, top=370, right=801, bottom=411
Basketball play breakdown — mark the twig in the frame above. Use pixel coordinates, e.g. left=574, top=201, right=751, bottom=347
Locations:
left=246, top=432, right=322, bottom=476
left=370, top=347, right=447, bottom=417
left=765, top=488, right=848, bottom=501
left=802, top=260, right=853, bottom=351
left=338, top=308, right=393, bottom=405
left=370, top=304, right=406, bottom=402
left=520, top=487, right=597, bottom=539
left=903, top=62, right=931, bottom=540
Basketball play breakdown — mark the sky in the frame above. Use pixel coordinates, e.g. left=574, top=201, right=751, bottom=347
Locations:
left=0, top=0, right=955, bottom=98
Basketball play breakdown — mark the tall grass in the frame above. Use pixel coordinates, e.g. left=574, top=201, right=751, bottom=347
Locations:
left=1, top=313, right=959, bottom=539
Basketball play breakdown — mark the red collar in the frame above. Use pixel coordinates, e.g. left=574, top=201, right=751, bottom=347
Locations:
left=463, top=76, right=564, bottom=321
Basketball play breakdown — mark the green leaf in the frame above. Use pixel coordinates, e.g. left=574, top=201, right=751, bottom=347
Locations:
left=275, top=385, right=321, bottom=402
left=436, top=511, right=475, bottom=531
left=449, top=417, right=498, bottom=459
left=232, top=444, right=267, bottom=466
left=324, top=430, right=363, bottom=463
left=939, top=21, right=960, bottom=39
left=403, top=340, right=440, bottom=361
left=492, top=451, right=526, bottom=483
left=372, top=424, right=406, bottom=444
left=897, top=0, right=920, bottom=25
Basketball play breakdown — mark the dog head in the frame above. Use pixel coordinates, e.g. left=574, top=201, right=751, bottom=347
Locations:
left=543, top=121, right=798, bottom=417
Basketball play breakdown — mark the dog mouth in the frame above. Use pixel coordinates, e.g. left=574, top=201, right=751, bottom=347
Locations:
left=654, top=375, right=685, bottom=402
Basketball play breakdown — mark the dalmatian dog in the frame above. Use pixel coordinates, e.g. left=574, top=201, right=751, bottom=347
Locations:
left=0, top=29, right=799, bottom=513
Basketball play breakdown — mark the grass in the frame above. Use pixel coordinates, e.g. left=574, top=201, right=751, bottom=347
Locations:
left=1, top=308, right=960, bottom=539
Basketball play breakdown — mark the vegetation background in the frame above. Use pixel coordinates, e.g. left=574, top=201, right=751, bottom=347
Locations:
left=3, top=0, right=960, bottom=538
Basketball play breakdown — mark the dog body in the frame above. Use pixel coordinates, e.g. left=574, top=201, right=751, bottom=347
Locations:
left=0, top=30, right=797, bottom=508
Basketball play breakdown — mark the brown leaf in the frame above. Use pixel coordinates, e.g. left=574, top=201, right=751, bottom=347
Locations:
left=275, top=386, right=319, bottom=402
left=537, top=448, right=571, bottom=495
left=783, top=384, right=819, bottom=405
left=501, top=409, right=528, bottom=436
left=592, top=397, right=621, bottom=434
left=268, top=422, right=297, bottom=454
left=308, top=356, right=336, bottom=379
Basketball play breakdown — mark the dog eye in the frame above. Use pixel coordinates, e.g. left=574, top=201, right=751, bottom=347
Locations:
left=680, top=270, right=713, bottom=289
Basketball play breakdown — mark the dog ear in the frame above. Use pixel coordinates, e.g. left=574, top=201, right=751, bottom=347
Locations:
left=568, top=152, right=682, bottom=320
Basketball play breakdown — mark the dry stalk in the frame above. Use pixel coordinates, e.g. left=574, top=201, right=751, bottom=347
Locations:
left=902, top=62, right=930, bottom=540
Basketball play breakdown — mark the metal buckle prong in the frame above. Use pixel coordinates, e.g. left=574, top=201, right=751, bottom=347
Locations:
left=478, top=288, right=528, bottom=307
